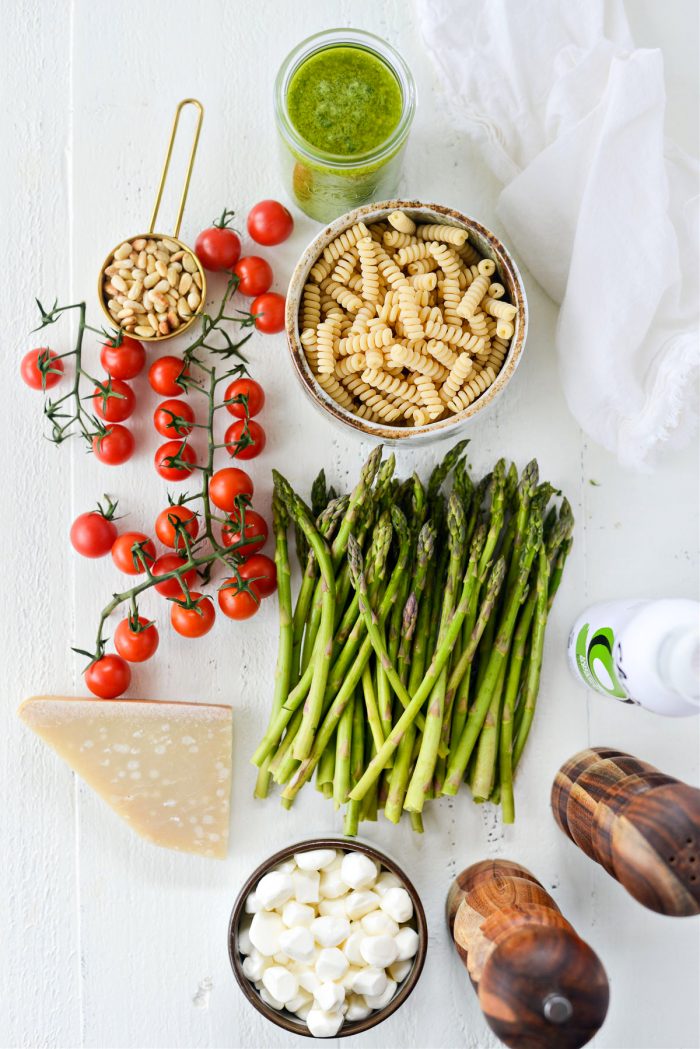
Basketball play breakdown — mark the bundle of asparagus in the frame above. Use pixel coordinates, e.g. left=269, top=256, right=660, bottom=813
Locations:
left=252, top=443, right=573, bottom=835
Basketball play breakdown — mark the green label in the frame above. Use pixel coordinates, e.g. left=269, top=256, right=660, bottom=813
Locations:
left=574, top=623, right=628, bottom=699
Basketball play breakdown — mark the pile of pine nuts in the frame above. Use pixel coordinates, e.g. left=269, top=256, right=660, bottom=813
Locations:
left=101, top=236, right=203, bottom=339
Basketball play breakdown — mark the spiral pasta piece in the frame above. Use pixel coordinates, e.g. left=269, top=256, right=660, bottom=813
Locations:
left=331, top=247, right=359, bottom=285
left=457, top=240, right=481, bottom=266
left=361, top=368, right=422, bottom=405
left=315, top=370, right=355, bottom=409
left=383, top=229, right=415, bottom=249
left=377, top=250, right=409, bottom=289
left=482, top=296, right=517, bottom=321
left=414, top=374, right=444, bottom=419
left=316, top=317, right=340, bottom=375
left=367, top=222, right=389, bottom=243
left=407, top=257, right=439, bottom=275
left=416, top=223, right=468, bottom=246
left=424, top=319, right=479, bottom=349
left=440, top=352, right=473, bottom=403
left=428, top=241, right=462, bottom=279
left=301, top=282, right=321, bottom=330
left=357, top=237, right=380, bottom=304
left=335, top=352, right=367, bottom=378
left=440, top=277, right=462, bottom=326
left=477, top=257, right=496, bottom=277
left=457, top=274, right=490, bottom=319
left=496, top=319, right=515, bottom=340
left=321, top=222, right=370, bottom=264
left=468, top=311, right=490, bottom=338
left=446, top=366, right=497, bottom=413
left=309, top=257, right=332, bottom=283
left=339, top=327, right=392, bottom=355
left=408, top=405, right=431, bottom=426
left=408, top=272, right=437, bottom=291
left=425, top=338, right=457, bottom=368
left=388, top=210, right=416, bottom=235
left=389, top=343, right=449, bottom=381
left=322, top=279, right=361, bottom=313
left=488, top=282, right=506, bottom=299
left=394, top=242, right=432, bottom=266
left=398, top=285, right=424, bottom=341
left=349, top=303, right=374, bottom=335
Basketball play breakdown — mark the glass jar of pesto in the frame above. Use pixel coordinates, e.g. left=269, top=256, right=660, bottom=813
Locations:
left=274, top=29, right=416, bottom=223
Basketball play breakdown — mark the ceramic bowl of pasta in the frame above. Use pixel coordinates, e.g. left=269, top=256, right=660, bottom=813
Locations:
left=285, top=200, right=527, bottom=442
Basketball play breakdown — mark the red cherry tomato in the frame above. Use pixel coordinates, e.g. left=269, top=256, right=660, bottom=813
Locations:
left=209, top=467, right=254, bottom=512
left=154, top=440, right=197, bottom=481
left=92, top=377, right=135, bottom=423
left=233, top=256, right=273, bottom=297
left=155, top=506, right=199, bottom=549
left=221, top=509, right=269, bottom=555
left=148, top=356, right=190, bottom=396
left=170, top=593, right=216, bottom=638
left=153, top=398, right=195, bottom=438
left=218, top=578, right=261, bottom=620
left=100, top=336, right=145, bottom=380
left=21, top=347, right=64, bottom=390
left=70, top=510, right=118, bottom=558
left=92, top=424, right=134, bottom=465
left=251, top=292, right=285, bottom=334
left=224, top=419, right=266, bottom=460
left=247, top=200, right=294, bottom=246
left=152, top=554, right=197, bottom=597
left=239, top=553, right=277, bottom=598
left=195, top=212, right=241, bottom=272
left=224, top=377, right=266, bottom=419
left=114, top=616, right=159, bottom=663
left=111, top=532, right=156, bottom=575
left=85, top=654, right=131, bottom=699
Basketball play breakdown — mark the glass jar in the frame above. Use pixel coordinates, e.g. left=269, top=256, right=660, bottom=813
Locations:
left=274, top=28, right=416, bottom=223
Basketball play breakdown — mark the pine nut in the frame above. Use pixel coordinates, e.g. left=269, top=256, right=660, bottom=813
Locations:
left=161, top=238, right=180, bottom=252
left=112, top=275, right=128, bottom=293
left=155, top=260, right=168, bottom=278
left=193, top=272, right=202, bottom=289
left=183, top=253, right=197, bottom=273
left=137, top=251, right=147, bottom=269
left=135, top=325, right=154, bottom=338
left=153, top=279, right=171, bottom=294
left=170, top=250, right=185, bottom=262
left=179, top=273, right=193, bottom=296
left=167, top=310, right=180, bottom=329
left=151, top=292, right=168, bottom=313
left=117, top=308, right=134, bottom=320
left=187, top=289, right=200, bottom=310
left=146, top=256, right=156, bottom=274
left=114, top=242, right=132, bottom=260
left=159, top=320, right=170, bottom=335
left=143, top=271, right=160, bottom=289
left=128, top=281, right=143, bottom=301
left=133, top=238, right=147, bottom=251
left=177, top=297, right=192, bottom=318
left=147, top=312, right=159, bottom=331
left=167, top=265, right=179, bottom=287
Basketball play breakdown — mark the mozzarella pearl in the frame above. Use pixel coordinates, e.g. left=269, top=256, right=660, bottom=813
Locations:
left=282, top=901, right=315, bottom=928
left=306, top=1008, right=344, bottom=1038
left=380, top=887, right=413, bottom=923
left=286, top=990, right=313, bottom=1014
left=241, top=950, right=267, bottom=982
left=352, top=967, right=388, bottom=998
left=361, top=910, right=399, bottom=937
left=389, top=958, right=414, bottom=982
left=364, top=978, right=397, bottom=1011
left=318, top=896, right=350, bottom=918
left=374, top=871, right=402, bottom=896
left=360, top=935, right=398, bottom=968
left=244, top=891, right=261, bottom=914
left=394, top=926, right=420, bottom=961
left=342, top=930, right=366, bottom=966
left=315, top=979, right=345, bottom=1012
left=275, top=858, right=297, bottom=874
left=293, top=869, right=320, bottom=904
left=294, top=849, right=338, bottom=871
left=319, top=867, right=348, bottom=900
left=259, top=986, right=284, bottom=1010
left=279, top=926, right=315, bottom=963
left=315, top=947, right=349, bottom=981
left=345, top=890, right=381, bottom=920
left=249, top=911, right=284, bottom=956
left=346, top=993, right=372, bottom=1021
left=340, top=851, right=379, bottom=890
left=256, top=871, right=294, bottom=910
left=311, top=915, right=350, bottom=947
left=262, top=966, right=298, bottom=1005
left=238, top=922, right=252, bottom=955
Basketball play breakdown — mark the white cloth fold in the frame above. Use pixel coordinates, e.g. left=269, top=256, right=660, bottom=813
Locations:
left=416, top=0, right=698, bottom=468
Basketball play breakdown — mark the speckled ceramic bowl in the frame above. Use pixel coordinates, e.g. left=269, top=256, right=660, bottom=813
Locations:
left=228, top=837, right=428, bottom=1038
left=285, top=200, right=527, bottom=444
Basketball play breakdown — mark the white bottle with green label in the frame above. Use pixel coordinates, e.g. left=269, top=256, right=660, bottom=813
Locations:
left=568, top=598, right=700, bottom=717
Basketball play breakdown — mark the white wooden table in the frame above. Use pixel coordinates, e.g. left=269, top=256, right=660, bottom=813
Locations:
left=2, top=3, right=698, bottom=1047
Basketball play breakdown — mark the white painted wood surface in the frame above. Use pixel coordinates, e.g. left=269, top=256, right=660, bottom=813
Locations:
left=1, top=2, right=698, bottom=1047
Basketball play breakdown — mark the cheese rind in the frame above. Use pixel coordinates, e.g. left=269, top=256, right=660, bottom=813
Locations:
left=19, top=695, right=232, bottom=859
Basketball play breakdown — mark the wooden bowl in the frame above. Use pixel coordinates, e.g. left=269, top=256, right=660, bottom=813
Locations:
left=285, top=200, right=528, bottom=444
left=228, top=837, right=428, bottom=1038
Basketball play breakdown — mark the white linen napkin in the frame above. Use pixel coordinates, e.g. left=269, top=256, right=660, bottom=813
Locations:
left=416, top=0, right=699, bottom=469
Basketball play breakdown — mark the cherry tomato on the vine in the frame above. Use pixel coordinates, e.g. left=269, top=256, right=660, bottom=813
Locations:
left=92, top=424, right=134, bottom=465
left=195, top=210, right=241, bottom=272
left=154, top=440, right=197, bottom=481
left=218, top=578, right=261, bottom=620
left=233, top=256, right=273, bottom=297
left=100, top=336, right=145, bottom=380
left=247, top=200, right=294, bottom=246
left=92, top=377, right=135, bottom=423
left=170, top=593, right=216, bottom=638
left=251, top=292, right=285, bottom=334
left=114, top=616, right=159, bottom=663
left=224, top=419, right=266, bottom=460
left=85, top=654, right=131, bottom=699
left=21, top=347, right=64, bottom=390
left=239, top=553, right=277, bottom=598
left=221, top=508, right=268, bottom=554
left=70, top=510, right=118, bottom=558
left=224, top=377, right=265, bottom=419
left=152, top=554, right=197, bottom=597
left=148, top=356, right=190, bottom=397
left=111, top=531, right=156, bottom=575
left=155, top=505, right=199, bottom=549
left=153, top=398, right=195, bottom=438
left=209, top=467, right=254, bottom=512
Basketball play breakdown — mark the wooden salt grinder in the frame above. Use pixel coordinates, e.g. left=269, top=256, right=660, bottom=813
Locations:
left=447, top=859, right=609, bottom=1049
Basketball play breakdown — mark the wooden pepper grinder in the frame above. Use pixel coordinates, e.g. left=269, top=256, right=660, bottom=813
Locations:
left=446, top=860, right=609, bottom=1048
left=552, top=748, right=700, bottom=916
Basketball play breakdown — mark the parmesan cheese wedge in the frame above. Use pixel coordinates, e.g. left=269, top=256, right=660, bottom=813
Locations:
left=19, top=695, right=232, bottom=859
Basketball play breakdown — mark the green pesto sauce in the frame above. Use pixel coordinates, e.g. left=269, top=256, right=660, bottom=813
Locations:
left=287, top=45, right=403, bottom=157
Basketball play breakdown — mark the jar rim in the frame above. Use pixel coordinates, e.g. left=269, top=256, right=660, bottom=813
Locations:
left=274, top=28, right=416, bottom=170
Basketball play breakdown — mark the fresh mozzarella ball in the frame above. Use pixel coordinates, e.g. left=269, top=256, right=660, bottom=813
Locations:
left=249, top=911, right=285, bottom=956
left=273, top=952, right=290, bottom=966
left=244, top=891, right=261, bottom=914
left=352, top=967, right=388, bottom=997
left=241, top=950, right=267, bottom=982
left=360, top=935, right=399, bottom=968
left=282, top=900, right=315, bottom=928
left=319, top=867, right=348, bottom=900
left=259, top=986, right=284, bottom=1010
left=319, top=897, right=350, bottom=918
left=342, top=930, right=366, bottom=966
left=294, top=849, right=338, bottom=871
left=361, top=910, right=399, bottom=937
left=341, top=966, right=362, bottom=990
left=286, top=990, right=313, bottom=1014
left=374, top=871, right=402, bottom=896
left=363, top=978, right=397, bottom=1011
left=315, top=948, right=349, bottom=981
left=394, top=926, right=420, bottom=961
left=256, top=871, right=294, bottom=910
left=275, top=858, right=297, bottom=874
left=298, top=971, right=322, bottom=997
left=292, top=868, right=321, bottom=904
left=262, top=966, right=299, bottom=1005
left=340, top=852, right=379, bottom=890
left=306, top=1007, right=344, bottom=1038
left=279, top=926, right=315, bottom=963
left=314, top=979, right=345, bottom=1012
left=380, top=887, right=413, bottom=923
left=345, top=993, right=372, bottom=1021
left=238, top=921, right=253, bottom=955
left=311, top=915, right=350, bottom=947
left=294, top=1000, right=312, bottom=1021
left=345, top=890, right=381, bottom=920
left=389, top=957, right=414, bottom=983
